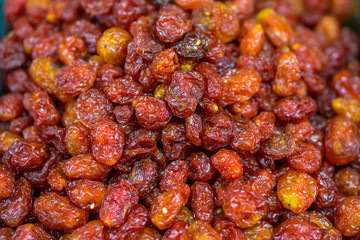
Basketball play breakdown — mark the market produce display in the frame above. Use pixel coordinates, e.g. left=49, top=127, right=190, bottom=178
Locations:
left=0, top=0, right=359, bottom=239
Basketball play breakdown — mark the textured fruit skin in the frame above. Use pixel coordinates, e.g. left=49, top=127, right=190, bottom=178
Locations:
left=284, top=119, right=314, bottom=142
left=257, top=8, right=295, bottom=47
left=260, top=132, right=296, bottom=160
left=62, top=153, right=111, bottom=180
left=221, top=184, right=267, bottom=229
left=129, top=159, right=158, bottom=198
left=1, top=0, right=360, bottom=238
left=219, top=69, right=261, bottom=107
left=163, top=220, right=190, bottom=240
left=75, top=88, right=114, bottom=129
left=55, top=60, right=95, bottom=97
left=105, top=204, right=148, bottom=240
left=271, top=52, right=301, bottom=97
left=165, top=70, right=205, bottom=118
left=325, top=116, right=360, bottom=166
left=2, top=178, right=32, bottom=228
left=66, top=220, right=104, bottom=240
left=23, top=91, right=60, bottom=129
left=285, top=141, right=322, bottom=173
left=160, top=160, right=189, bottom=191
left=210, top=149, right=243, bottom=179
left=0, top=166, right=15, bottom=199
left=103, top=77, right=143, bottom=105
left=0, top=227, right=14, bottom=239
left=100, top=180, right=139, bottom=228
left=11, top=223, right=54, bottom=240
left=0, top=93, right=23, bottom=122
left=171, top=31, right=210, bottom=59
left=58, top=35, right=87, bottom=64
left=334, top=196, right=360, bottom=237
left=213, top=216, right=244, bottom=240
left=91, top=119, right=125, bottom=166
left=97, top=27, right=132, bottom=65
left=0, top=131, right=21, bottom=153
left=252, top=111, right=275, bottom=142
left=277, top=170, right=318, bottom=213
left=156, top=4, right=191, bottom=43
left=65, top=122, right=91, bottom=156
left=137, top=227, right=162, bottom=240
left=188, top=151, right=215, bottom=182
left=246, top=169, right=276, bottom=198
left=161, top=122, right=191, bottom=160
left=201, top=112, right=233, bottom=151
left=34, top=192, right=89, bottom=231
left=134, top=96, right=172, bottom=130
left=189, top=220, right=222, bottom=240
left=185, top=113, right=202, bottom=146
left=230, top=117, right=260, bottom=154
left=273, top=97, right=317, bottom=123
left=0, top=34, right=25, bottom=71
left=274, top=217, right=322, bottom=240
left=190, top=182, right=215, bottom=223
left=66, top=179, right=107, bottom=211
left=8, top=139, right=48, bottom=171
left=313, top=172, right=338, bottom=208
left=150, top=184, right=190, bottom=230
left=333, top=167, right=360, bottom=196
left=243, top=220, right=274, bottom=240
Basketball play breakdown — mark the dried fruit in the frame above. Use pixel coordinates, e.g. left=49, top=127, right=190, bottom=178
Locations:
left=277, top=170, right=318, bottom=213
left=75, top=88, right=114, bottom=128
left=100, top=180, right=139, bottom=228
left=257, top=8, right=295, bottom=47
left=274, top=217, right=321, bottom=240
left=230, top=117, right=261, bottom=155
left=190, top=182, right=215, bottom=223
left=151, top=48, right=180, bottom=83
left=243, top=220, right=274, bottom=240
left=34, top=192, right=89, bottom=231
left=202, top=112, right=233, bottom=151
left=160, top=160, right=190, bottom=191
left=188, top=151, right=215, bottom=182
left=97, top=27, right=132, bottom=65
left=189, top=220, right=222, bottom=240
left=333, top=167, right=360, bottom=196
left=334, top=196, right=360, bottom=237
left=103, top=77, right=143, bottom=105
left=150, top=184, right=190, bottom=230
left=285, top=141, right=322, bottom=173
left=161, top=122, right=191, bottom=160
left=219, top=69, right=261, bottom=107
left=66, top=179, right=107, bottom=210
left=171, top=31, right=210, bottom=59
left=2, top=178, right=32, bottom=227
left=272, top=52, right=301, bottom=97
left=165, top=71, right=205, bottom=118
left=91, top=119, right=125, bottom=166
left=129, top=159, right=157, bottom=198
left=66, top=220, right=104, bottom=239
left=134, top=96, right=172, bottom=130
left=1, top=0, right=360, bottom=237
left=325, top=116, right=360, bottom=165
left=23, top=91, right=60, bottom=129
left=63, top=153, right=111, bottom=180
left=55, top=60, right=96, bottom=97
left=8, top=140, right=48, bottom=171
left=156, top=4, right=191, bottom=43
left=259, top=132, right=296, bottom=160
left=221, top=184, right=267, bottom=228
left=210, top=149, right=243, bottom=179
